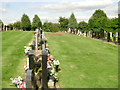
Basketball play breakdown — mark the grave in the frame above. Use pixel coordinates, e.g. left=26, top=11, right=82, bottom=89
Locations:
left=118, top=32, right=120, bottom=45
left=100, top=29, right=104, bottom=40
left=28, top=50, right=34, bottom=69
left=113, top=33, right=116, bottom=43
left=107, top=31, right=110, bottom=42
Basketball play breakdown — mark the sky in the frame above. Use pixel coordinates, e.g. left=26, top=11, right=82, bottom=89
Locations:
left=0, top=0, right=119, bottom=25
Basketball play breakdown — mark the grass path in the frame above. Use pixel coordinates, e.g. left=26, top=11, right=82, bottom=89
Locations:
left=45, top=33, right=118, bottom=88
left=2, top=31, right=34, bottom=88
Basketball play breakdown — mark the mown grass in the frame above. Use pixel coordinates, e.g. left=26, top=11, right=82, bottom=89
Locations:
left=45, top=32, right=118, bottom=88
left=2, top=31, right=34, bottom=88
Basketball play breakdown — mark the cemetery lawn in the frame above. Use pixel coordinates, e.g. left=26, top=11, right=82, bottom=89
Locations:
left=45, top=32, right=118, bottom=88
left=2, top=31, right=34, bottom=88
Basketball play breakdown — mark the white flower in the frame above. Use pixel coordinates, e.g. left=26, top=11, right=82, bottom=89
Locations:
left=24, top=46, right=26, bottom=48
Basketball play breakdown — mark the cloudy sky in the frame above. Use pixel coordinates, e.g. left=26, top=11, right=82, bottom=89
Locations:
left=0, top=0, right=119, bottom=25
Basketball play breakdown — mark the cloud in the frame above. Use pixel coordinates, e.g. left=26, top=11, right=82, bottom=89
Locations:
left=2, top=18, right=20, bottom=25
left=0, top=8, right=7, bottom=13
left=29, top=0, right=114, bottom=13
left=0, top=0, right=57, bottom=2
left=39, top=16, right=59, bottom=23
left=104, top=6, right=118, bottom=18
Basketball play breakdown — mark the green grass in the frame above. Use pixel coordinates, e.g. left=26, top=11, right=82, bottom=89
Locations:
left=2, top=31, right=34, bottom=88
left=45, top=33, right=118, bottom=88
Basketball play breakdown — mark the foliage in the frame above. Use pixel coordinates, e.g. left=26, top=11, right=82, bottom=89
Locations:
left=109, top=18, right=118, bottom=33
left=88, top=9, right=118, bottom=33
left=51, top=23, right=60, bottom=32
left=46, top=32, right=118, bottom=88
left=13, top=21, right=21, bottom=30
left=78, top=21, right=88, bottom=31
left=58, top=17, right=69, bottom=31
left=88, top=9, right=108, bottom=29
left=7, top=24, right=13, bottom=30
left=2, top=31, right=34, bottom=88
left=32, top=14, right=42, bottom=31
left=21, top=14, right=31, bottom=31
left=68, top=13, right=78, bottom=29
left=43, top=21, right=60, bottom=32
left=0, top=19, right=4, bottom=27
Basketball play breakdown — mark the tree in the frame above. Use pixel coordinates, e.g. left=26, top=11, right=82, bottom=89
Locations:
left=110, top=18, right=118, bottom=32
left=43, top=21, right=60, bottom=32
left=68, top=13, right=78, bottom=29
left=51, top=23, right=60, bottom=32
left=88, top=9, right=108, bottom=30
left=78, top=21, right=88, bottom=31
left=7, top=24, right=13, bottom=30
left=0, top=19, right=4, bottom=30
left=21, top=14, right=31, bottom=31
left=58, top=17, right=68, bottom=31
left=13, top=21, right=21, bottom=30
left=32, top=14, right=42, bottom=31
left=43, top=21, right=52, bottom=32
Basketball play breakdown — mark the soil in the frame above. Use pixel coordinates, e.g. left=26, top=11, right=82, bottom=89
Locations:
left=93, top=38, right=120, bottom=47
left=45, top=33, right=62, bottom=36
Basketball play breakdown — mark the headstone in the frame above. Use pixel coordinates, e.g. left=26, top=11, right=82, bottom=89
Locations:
left=28, top=50, right=34, bottom=69
left=77, top=30, right=80, bottom=35
left=36, top=29, right=38, bottom=50
left=6, top=26, right=7, bottom=31
left=26, top=70, right=33, bottom=89
left=91, top=30, right=94, bottom=38
left=107, top=32, right=110, bottom=42
left=100, top=29, right=104, bottom=40
left=86, top=31, right=87, bottom=37
left=104, top=31, right=107, bottom=40
left=42, top=44, right=45, bottom=51
left=96, top=31, right=100, bottom=39
left=42, top=50, right=48, bottom=89
left=116, top=32, right=118, bottom=37
left=110, top=32, right=112, bottom=37
left=68, top=28, right=71, bottom=33
left=118, top=32, right=120, bottom=44
left=32, top=39, right=35, bottom=50
left=40, top=28, right=42, bottom=39
left=80, top=31, right=82, bottom=36
left=94, top=31, right=96, bottom=38
left=88, top=31, right=90, bottom=37
left=27, top=57, right=29, bottom=69
left=113, top=33, right=116, bottom=43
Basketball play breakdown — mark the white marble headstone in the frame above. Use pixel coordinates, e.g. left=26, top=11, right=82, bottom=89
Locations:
left=110, top=32, right=112, bottom=37
left=116, top=32, right=118, bottom=37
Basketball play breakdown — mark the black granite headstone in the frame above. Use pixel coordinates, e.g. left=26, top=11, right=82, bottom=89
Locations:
left=32, top=39, right=35, bottom=50
left=42, top=50, right=48, bottom=89
left=28, top=50, right=34, bottom=69
left=113, top=33, right=116, bottom=43
left=100, top=29, right=104, bottom=40
left=26, top=70, right=33, bottom=89
left=107, top=32, right=110, bottom=42
left=40, top=28, right=42, bottom=39
left=118, top=32, right=120, bottom=44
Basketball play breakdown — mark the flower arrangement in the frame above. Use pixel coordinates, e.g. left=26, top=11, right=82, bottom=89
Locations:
left=34, top=32, right=36, bottom=34
left=10, top=76, right=26, bottom=89
left=24, top=46, right=31, bottom=57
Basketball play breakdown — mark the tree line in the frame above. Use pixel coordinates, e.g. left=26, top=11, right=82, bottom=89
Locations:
left=0, top=14, right=42, bottom=31
left=0, top=9, right=119, bottom=33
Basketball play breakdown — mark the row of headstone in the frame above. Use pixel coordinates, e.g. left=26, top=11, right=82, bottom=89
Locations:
left=26, top=28, right=49, bottom=89
left=76, top=29, right=120, bottom=44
